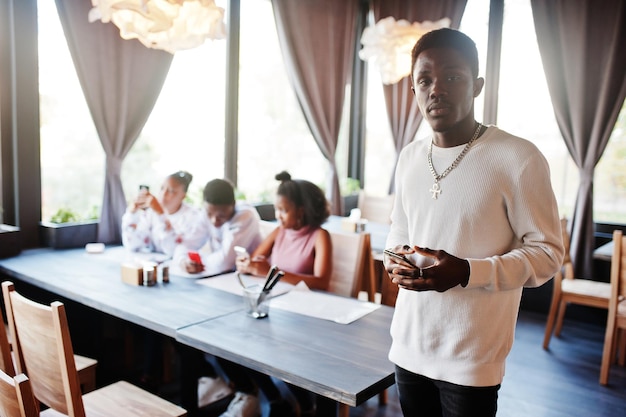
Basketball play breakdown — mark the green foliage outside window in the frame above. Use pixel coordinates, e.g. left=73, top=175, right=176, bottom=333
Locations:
left=49, top=207, right=99, bottom=224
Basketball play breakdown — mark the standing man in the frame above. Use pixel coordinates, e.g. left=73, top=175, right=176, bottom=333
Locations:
left=384, top=28, right=564, bottom=416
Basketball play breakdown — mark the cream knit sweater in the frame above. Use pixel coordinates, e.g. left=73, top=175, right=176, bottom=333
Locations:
left=387, top=125, right=564, bottom=387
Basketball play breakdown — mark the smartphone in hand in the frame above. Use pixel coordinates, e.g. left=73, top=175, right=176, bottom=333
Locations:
left=137, top=185, right=151, bottom=210
left=234, top=246, right=249, bottom=260
left=383, top=249, right=418, bottom=269
left=187, top=251, right=204, bottom=267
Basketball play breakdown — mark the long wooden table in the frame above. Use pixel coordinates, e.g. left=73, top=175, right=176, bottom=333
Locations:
left=0, top=246, right=242, bottom=337
left=177, top=299, right=394, bottom=408
left=0, top=245, right=395, bottom=415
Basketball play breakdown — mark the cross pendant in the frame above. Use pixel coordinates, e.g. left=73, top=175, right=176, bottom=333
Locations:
left=430, top=182, right=441, bottom=199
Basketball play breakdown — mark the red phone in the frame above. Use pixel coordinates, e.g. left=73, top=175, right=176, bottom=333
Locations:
left=187, top=251, right=203, bottom=266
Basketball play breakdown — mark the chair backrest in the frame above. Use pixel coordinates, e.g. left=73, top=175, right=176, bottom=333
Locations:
left=0, top=305, right=15, bottom=376
left=254, top=203, right=276, bottom=221
left=357, top=190, right=394, bottom=225
left=601, top=229, right=626, bottom=385
left=558, top=217, right=574, bottom=279
left=259, top=220, right=277, bottom=240
left=0, top=370, right=39, bottom=417
left=560, top=217, right=572, bottom=265
left=609, top=230, right=626, bottom=305
left=2, top=281, right=86, bottom=417
left=327, top=230, right=372, bottom=298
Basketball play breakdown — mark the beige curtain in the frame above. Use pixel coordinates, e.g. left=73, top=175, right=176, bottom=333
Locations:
left=54, top=0, right=173, bottom=243
left=531, top=0, right=626, bottom=277
left=372, top=0, right=468, bottom=193
left=271, top=0, right=359, bottom=215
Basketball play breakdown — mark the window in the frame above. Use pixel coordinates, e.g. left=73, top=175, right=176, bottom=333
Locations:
left=362, top=60, right=399, bottom=195
left=38, top=0, right=104, bottom=222
left=360, top=0, right=626, bottom=223
left=498, top=0, right=578, bottom=217
left=237, top=0, right=332, bottom=202
left=34, top=0, right=626, bottom=227
left=459, top=0, right=489, bottom=120
left=122, top=24, right=228, bottom=206
left=362, top=0, right=490, bottom=196
left=39, top=0, right=229, bottom=215
left=595, top=103, right=626, bottom=223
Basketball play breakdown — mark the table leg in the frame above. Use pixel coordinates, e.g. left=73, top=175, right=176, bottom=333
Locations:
left=177, top=344, right=203, bottom=415
left=339, top=403, right=350, bottom=417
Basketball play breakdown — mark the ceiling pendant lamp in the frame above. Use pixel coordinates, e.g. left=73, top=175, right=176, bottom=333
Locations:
left=359, top=16, right=451, bottom=85
left=89, top=0, right=227, bottom=54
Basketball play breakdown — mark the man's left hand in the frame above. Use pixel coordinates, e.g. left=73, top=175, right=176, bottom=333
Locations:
left=389, top=245, right=470, bottom=292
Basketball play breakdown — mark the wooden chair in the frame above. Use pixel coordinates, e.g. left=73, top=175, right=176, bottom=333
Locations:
left=357, top=190, right=394, bottom=225
left=2, top=281, right=187, bottom=417
left=542, top=218, right=611, bottom=349
left=1, top=307, right=14, bottom=376
left=0, top=369, right=39, bottom=417
left=327, top=230, right=374, bottom=299
left=258, top=220, right=277, bottom=240
left=325, top=230, right=377, bottom=417
left=1, top=292, right=97, bottom=393
left=355, top=191, right=394, bottom=303
left=378, top=261, right=399, bottom=308
left=253, top=203, right=276, bottom=221
left=600, top=230, right=626, bottom=385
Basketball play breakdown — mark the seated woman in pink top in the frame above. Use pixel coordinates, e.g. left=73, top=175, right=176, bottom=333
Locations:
left=237, top=171, right=332, bottom=290
left=228, top=171, right=332, bottom=417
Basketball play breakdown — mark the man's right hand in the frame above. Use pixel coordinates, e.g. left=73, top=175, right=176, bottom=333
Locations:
left=183, top=258, right=204, bottom=274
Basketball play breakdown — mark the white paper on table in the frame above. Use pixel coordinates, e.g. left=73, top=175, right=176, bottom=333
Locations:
left=169, top=263, right=216, bottom=279
left=196, top=272, right=294, bottom=296
left=130, top=251, right=171, bottom=264
left=95, top=246, right=171, bottom=264
left=269, top=283, right=381, bottom=324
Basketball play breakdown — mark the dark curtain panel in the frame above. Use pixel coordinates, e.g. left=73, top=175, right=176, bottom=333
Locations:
left=54, top=0, right=173, bottom=243
left=371, top=0, right=467, bottom=193
left=271, top=0, right=359, bottom=215
left=531, top=0, right=626, bottom=277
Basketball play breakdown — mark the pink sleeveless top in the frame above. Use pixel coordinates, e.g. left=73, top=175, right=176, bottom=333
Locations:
left=270, top=226, right=319, bottom=275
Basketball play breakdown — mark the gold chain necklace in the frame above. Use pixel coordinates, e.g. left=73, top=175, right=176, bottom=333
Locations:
left=427, top=123, right=482, bottom=199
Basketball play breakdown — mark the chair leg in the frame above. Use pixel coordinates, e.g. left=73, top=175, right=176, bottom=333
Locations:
left=162, top=339, right=175, bottom=383
left=554, top=300, right=568, bottom=337
left=609, top=328, right=620, bottom=367
left=617, top=329, right=626, bottom=366
left=542, top=294, right=560, bottom=349
left=600, top=315, right=616, bottom=385
left=124, top=326, right=135, bottom=370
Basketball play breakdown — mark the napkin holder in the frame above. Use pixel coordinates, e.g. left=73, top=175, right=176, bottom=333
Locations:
left=121, top=262, right=143, bottom=286
left=341, top=208, right=368, bottom=233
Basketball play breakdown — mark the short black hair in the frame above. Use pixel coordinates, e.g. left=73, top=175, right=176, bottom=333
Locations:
left=411, top=28, right=479, bottom=78
left=203, top=179, right=235, bottom=205
left=275, top=171, right=330, bottom=228
left=168, top=170, right=193, bottom=192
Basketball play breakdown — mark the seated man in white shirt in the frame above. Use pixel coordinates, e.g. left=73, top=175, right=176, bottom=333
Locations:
left=174, top=178, right=263, bottom=276
left=175, top=179, right=264, bottom=416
